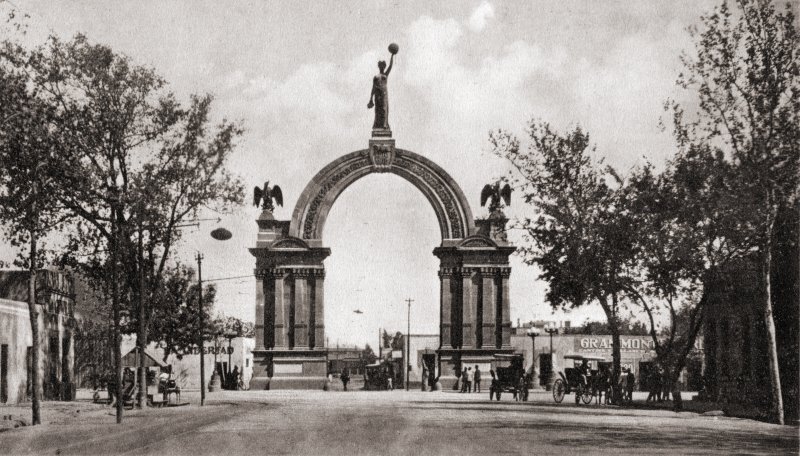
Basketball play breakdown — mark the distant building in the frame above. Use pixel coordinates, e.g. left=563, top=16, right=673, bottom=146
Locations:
left=0, top=269, right=76, bottom=404
left=120, top=335, right=255, bottom=391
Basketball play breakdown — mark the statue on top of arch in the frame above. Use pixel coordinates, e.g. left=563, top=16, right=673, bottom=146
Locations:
left=368, top=43, right=398, bottom=136
left=478, top=181, right=512, bottom=243
left=253, top=181, right=283, bottom=213
left=480, top=181, right=512, bottom=215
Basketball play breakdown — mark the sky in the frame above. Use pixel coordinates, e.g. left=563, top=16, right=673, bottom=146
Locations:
left=0, top=0, right=743, bottom=347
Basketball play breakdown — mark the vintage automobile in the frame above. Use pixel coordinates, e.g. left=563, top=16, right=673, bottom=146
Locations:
left=552, top=354, right=608, bottom=405
left=489, top=354, right=532, bottom=401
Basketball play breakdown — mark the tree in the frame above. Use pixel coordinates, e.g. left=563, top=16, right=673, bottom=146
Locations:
left=362, top=344, right=377, bottom=365
left=0, top=55, right=70, bottom=425
left=491, top=122, right=639, bottom=403
left=148, top=265, right=216, bottom=364
left=0, top=33, right=244, bottom=415
left=669, top=0, right=799, bottom=424
left=562, top=317, right=650, bottom=336
left=382, top=330, right=405, bottom=352
left=623, top=147, right=755, bottom=411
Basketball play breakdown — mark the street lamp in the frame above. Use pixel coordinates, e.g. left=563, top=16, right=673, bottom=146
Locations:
left=197, top=225, right=233, bottom=406
left=526, top=327, right=540, bottom=390
left=544, top=322, right=559, bottom=391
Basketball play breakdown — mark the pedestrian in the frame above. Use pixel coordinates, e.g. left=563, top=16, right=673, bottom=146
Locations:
left=489, top=369, right=500, bottom=401
left=620, top=369, right=629, bottom=403
left=231, top=365, right=240, bottom=391
left=341, top=368, right=350, bottom=391
left=646, top=369, right=658, bottom=402
left=626, top=369, right=635, bottom=404
left=466, top=367, right=474, bottom=393
left=473, top=365, right=481, bottom=393
left=460, top=367, right=468, bottom=393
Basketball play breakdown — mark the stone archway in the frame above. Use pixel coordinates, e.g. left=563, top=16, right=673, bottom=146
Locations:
left=250, top=138, right=514, bottom=390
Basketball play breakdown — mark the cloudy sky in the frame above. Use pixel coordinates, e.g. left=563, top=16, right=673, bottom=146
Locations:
left=2, top=0, right=732, bottom=346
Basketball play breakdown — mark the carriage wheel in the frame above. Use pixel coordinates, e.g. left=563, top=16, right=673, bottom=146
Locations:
left=581, top=388, right=593, bottom=405
left=553, top=379, right=566, bottom=403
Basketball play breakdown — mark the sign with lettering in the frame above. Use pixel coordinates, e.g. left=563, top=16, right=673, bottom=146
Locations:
left=575, top=336, right=655, bottom=353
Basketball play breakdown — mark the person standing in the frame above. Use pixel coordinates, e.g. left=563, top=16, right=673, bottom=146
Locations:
left=626, top=369, right=636, bottom=404
left=473, top=366, right=482, bottom=393
left=466, top=367, right=474, bottom=393
left=460, top=367, right=468, bottom=393
left=341, top=369, right=350, bottom=392
left=489, top=370, right=500, bottom=400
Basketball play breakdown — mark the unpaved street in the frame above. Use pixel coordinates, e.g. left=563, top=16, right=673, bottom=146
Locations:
left=1, top=390, right=797, bottom=455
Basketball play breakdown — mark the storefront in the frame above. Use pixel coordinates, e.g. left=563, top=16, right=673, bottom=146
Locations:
left=510, top=331, right=703, bottom=391
left=120, top=336, right=255, bottom=391
left=0, top=269, right=76, bottom=404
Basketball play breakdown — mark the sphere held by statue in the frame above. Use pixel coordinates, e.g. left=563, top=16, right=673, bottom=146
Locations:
left=388, top=43, right=399, bottom=54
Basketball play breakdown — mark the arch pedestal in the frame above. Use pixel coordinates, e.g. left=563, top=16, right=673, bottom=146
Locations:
left=250, top=140, right=514, bottom=390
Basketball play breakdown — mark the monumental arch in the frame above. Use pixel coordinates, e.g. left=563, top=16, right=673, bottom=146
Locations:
left=249, top=136, right=516, bottom=390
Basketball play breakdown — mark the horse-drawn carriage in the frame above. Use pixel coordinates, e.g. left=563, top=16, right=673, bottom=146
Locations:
left=552, top=355, right=609, bottom=405
left=490, top=354, right=533, bottom=401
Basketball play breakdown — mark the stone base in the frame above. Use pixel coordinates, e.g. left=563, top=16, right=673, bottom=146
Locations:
left=438, top=348, right=514, bottom=390
left=251, top=349, right=328, bottom=390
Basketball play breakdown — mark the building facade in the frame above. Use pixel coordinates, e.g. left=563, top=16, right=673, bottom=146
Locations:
left=0, top=269, right=76, bottom=404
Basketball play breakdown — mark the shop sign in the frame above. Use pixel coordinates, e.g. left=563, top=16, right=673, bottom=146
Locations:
left=576, top=336, right=655, bottom=353
left=154, top=342, right=234, bottom=356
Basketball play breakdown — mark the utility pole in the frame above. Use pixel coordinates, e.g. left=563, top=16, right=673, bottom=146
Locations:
left=197, top=252, right=206, bottom=406
left=405, top=298, right=414, bottom=391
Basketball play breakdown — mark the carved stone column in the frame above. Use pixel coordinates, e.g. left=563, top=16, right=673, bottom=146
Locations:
left=286, top=271, right=296, bottom=349
left=313, top=269, right=325, bottom=349
left=500, top=268, right=512, bottom=348
left=481, top=268, right=497, bottom=350
left=254, top=270, right=266, bottom=350
left=271, top=269, right=288, bottom=349
left=439, top=268, right=454, bottom=349
left=293, top=269, right=310, bottom=349
left=461, top=268, right=476, bottom=349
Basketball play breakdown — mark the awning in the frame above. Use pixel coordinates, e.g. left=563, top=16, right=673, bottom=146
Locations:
left=122, top=346, right=167, bottom=368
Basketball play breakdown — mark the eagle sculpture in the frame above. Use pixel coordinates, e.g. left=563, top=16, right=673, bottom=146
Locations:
left=253, top=181, right=283, bottom=212
left=480, top=182, right=512, bottom=213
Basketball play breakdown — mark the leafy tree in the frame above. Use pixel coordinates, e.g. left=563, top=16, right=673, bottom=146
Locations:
left=623, top=147, right=755, bottom=411
left=148, top=265, right=216, bottom=363
left=361, top=344, right=377, bottom=365
left=0, top=33, right=244, bottom=414
left=562, top=317, right=650, bottom=336
left=382, top=330, right=405, bottom=351
left=667, top=0, right=799, bottom=424
left=491, top=122, right=639, bottom=403
left=0, top=48, right=71, bottom=425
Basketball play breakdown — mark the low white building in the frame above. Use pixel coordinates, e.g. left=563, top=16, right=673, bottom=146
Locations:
left=0, top=269, right=76, bottom=404
left=121, top=335, right=255, bottom=391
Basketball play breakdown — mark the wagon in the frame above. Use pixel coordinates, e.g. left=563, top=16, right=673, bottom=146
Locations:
left=552, top=354, right=607, bottom=405
left=490, top=354, right=532, bottom=401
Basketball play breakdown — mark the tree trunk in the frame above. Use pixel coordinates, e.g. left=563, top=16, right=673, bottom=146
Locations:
left=136, top=223, right=147, bottom=409
left=27, top=229, right=41, bottom=425
left=112, top=208, right=123, bottom=424
left=762, top=208, right=784, bottom=425
left=600, top=294, right=622, bottom=405
left=667, top=290, right=708, bottom=412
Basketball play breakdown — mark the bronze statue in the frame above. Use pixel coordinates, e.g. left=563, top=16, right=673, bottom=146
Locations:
left=253, top=181, right=283, bottom=212
left=368, top=43, right=398, bottom=131
left=480, top=182, right=512, bottom=213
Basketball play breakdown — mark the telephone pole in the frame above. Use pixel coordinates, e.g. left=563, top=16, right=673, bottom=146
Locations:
left=405, top=298, right=414, bottom=391
left=197, top=252, right=206, bottom=406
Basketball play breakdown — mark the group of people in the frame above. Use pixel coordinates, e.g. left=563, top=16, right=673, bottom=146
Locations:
left=575, top=361, right=637, bottom=405
left=645, top=368, right=672, bottom=403
left=459, top=365, right=482, bottom=393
